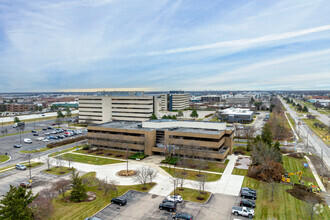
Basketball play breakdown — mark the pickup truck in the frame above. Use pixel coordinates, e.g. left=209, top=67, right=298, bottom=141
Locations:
left=232, top=206, right=254, bottom=219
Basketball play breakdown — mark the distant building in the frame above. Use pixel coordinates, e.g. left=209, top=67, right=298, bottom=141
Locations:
left=2, top=103, right=37, bottom=113
left=160, top=91, right=190, bottom=111
left=201, top=95, right=221, bottom=103
left=87, top=120, right=234, bottom=161
left=226, top=95, right=251, bottom=107
left=79, top=95, right=158, bottom=124
left=218, top=108, right=254, bottom=123
left=51, top=101, right=79, bottom=108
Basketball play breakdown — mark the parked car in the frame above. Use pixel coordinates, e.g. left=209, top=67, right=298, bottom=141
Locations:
left=36, top=137, right=44, bottom=141
left=166, top=195, right=183, bottom=203
left=47, top=126, right=53, bottom=129
left=173, top=212, right=193, bottom=220
left=240, top=199, right=256, bottom=208
left=241, top=187, right=257, bottom=195
left=20, top=182, right=31, bottom=188
left=59, top=135, right=65, bottom=138
left=42, top=128, right=47, bottom=131
left=42, top=138, right=49, bottom=142
left=13, top=144, right=22, bottom=148
left=45, top=132, right=50, bottom=136
left=57, top=135, right=63, bottom=139
left=111, top=197, right=127, bottom=206
left=159, top=202, right=176, bottom=212
left=232, top=206, right=254, bottom=219
left=31, top=130, right=37, bottom=133
left=51, top=123, right=56, bottom=126
left=15, top=164, right=26, bottom=170
left=162, top=198, right=178, bottom=204
left=33, top=133, right=39, bottom=136
left=84, top=217, right=102, bottom=220
left=24, top=138, right=32, bottom=144
left=240, top=191, right=257, bottom=200
left=49, top=136, right=55, bottom=139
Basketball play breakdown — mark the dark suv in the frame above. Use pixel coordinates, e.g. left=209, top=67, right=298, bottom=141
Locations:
left=159, top=202, right=176, bottom=212
left=241, top=191, right=257, bottom=200
left=111, top=197, right=127, bottom=206
left=173, top=212, right=193, bottom=219
left=240, top=199, right=256, bottom=208
left=162, top=198, right=178, bottom=204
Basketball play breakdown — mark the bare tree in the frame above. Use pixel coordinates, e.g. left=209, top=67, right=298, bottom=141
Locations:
left=134, top=166, right=150, bottom=188
left=266, top=177, right=277, bottom=202
left=147, top=168, right=158, bottom=183
left=31, top=195, right=54, bottom=220
left=192, top=175, right=207, bottom=195
left=44, top=156, right=53, bottom=170
left=108, top=179, right=119, bottom=196
left=101, top=178, right=112, bottom=195
left=305, top=197, right=320, bottom=220
left=53, top=179, right=71, bottom=199
left=82, top=176, right=95, bottom=187
left=39, top=188, right=57, bottom=201
left=66, top=154, right=73, bottom=169
left=171, top=178, right=180, bottom=195
left=178, top=173, right=186, bottom=189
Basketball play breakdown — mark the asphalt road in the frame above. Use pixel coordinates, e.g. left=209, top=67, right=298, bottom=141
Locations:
left=280, top=97, right=330, bottom=169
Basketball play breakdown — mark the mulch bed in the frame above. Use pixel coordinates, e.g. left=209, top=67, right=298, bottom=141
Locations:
left=117, top=170, right=137, bottom=177
left=286, top=184, right=325, bottom=205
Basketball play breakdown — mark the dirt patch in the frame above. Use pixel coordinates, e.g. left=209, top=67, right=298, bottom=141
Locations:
left=196, top=196, right=206, bottom=201
left=286, top=184, right=325, bottom=205
left=288, top=152, right=305, bottom=159
left=117, top=170, right=137, bottom=177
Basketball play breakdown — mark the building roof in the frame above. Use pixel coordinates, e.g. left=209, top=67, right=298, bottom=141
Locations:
left=220, top=107, right=253, bottom=116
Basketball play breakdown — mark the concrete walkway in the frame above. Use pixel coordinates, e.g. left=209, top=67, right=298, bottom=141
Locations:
left=304, top=156, right=326, bottom=192
left=33, top=152, right=243, bottom=197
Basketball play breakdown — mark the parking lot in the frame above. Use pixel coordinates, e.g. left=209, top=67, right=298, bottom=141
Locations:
left=94, top=190, right=249, bottom=220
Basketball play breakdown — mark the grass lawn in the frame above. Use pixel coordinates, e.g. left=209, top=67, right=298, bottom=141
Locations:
left=302, top=118, right=330, bottom=145
left=160, top=166, right=221, bottom=182
left=50, top=172, right=156, bottom=220
left=242, top=177, right=329, bottom=220
left=175, top=158, right=228, bottom=173
left=0, top=162, right=43, bottom=173
left=0, top=155, right=10, bottom=163
left=318, top=109, right=330, bottom=115
left=282, top=156, right=317, bottom=185
left=43, top=166, right=73, bottom=175
left=59, top=153, right=123, bottom=165
left=49, top=145, right=83, bottom=157
left=286, top=113, right=295, bottom=127
left=170, top=187, right=211, bottom=203
left=232, top=168, right=248, bottom=176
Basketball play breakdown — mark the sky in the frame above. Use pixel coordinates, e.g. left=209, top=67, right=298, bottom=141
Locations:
left=0, top=0, right=330, bottom=92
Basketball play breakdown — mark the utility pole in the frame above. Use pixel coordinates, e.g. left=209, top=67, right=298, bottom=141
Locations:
left=126, top=146, right=128, bottom=174
left=306, top=132, right=309, bottom=155
left=321, top=149, right=324, bottom=182
left=28, top=154, right=32, bottom=181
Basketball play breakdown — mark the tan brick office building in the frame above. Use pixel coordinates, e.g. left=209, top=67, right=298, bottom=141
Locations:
left=87, top=120, right=234, bottom=161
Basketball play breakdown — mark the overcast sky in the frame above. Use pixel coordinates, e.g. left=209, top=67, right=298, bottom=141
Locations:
left=1, top=0, right=330, bottom=92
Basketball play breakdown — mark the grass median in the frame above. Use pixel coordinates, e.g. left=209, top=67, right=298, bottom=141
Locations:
left=59, top=153, right=123, bottom=165
left=160, top=166, right=221, bottom=182
left=43, top=166, right=73, bottom=175
left=170, top=187, right=211, bottom=203
left=302, top=118, right=330, bottom=145
left=0, top=162, right=43, bottom=173
left=50, top=172, right=156, bottom=220
left=0, top=155, right=10, bottom=163
left=232, top=168, right=248, bottom=176
left=49, top=146, right=82, bottom=157
left=242, top=177, right=329, bottom=219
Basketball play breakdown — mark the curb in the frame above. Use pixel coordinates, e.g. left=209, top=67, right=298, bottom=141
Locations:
left=0, top=155, right=11, bottom=165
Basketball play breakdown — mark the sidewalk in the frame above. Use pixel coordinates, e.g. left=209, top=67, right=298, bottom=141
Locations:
left=304, top=156, right=326, bottom=192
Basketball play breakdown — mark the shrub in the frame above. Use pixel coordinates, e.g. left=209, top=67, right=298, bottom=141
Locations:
left=128, top=152, right=148, bottom=160
left=233, top=146, right=246, bottom=155
left=82, top=145, right=90, bottom=150
left=248, top=161, right=285, bottom=182
left=47, top=136, right=87, bottom=149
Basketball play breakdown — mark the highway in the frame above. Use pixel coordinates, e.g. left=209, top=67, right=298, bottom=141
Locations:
left=280, top=97, right=329, bottom=170
left=0, top=110, right=78, bottom=123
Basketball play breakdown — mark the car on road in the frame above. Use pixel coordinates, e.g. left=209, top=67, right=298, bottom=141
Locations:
left=51, top=123, right=56, bottom=126
left=15, top=164, right=27, bottom=170
left=241, top=187, right=257, bottom=195
left=173, top=212, right=193, bottom=220
left=24, top=138, right=32, bottom=144
left=31, top=130, right=37, bottom=133
left=232, top=206, right=254, bottom=219
left=33, top=133, right=39, bottom=136
left=42, top=128, right=47, bottom=131
left=240, top=191, right=257, bottom=200
left=13, top=144, right=22, bottom=148
left=47, top=126, right=53, bottom=129
left=240, top=199, right=256, bottom=208
left=111, top=197, right=127, bottom=206
left=84, top=217, right=102, bottom=220
left=166, top=195, right=183, bottom=203
left=20, top=182, right=31, bottom=188
left=159, top=202, right=176, bottom=212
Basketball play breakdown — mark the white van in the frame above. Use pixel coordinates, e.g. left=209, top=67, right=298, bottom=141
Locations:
left=24, top=138, right=32, bottom=144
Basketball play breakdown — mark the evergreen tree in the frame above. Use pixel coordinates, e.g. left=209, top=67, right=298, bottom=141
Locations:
left=14, top=117, right=20, bottom=123
left=190, top=108, right=198, bottom=119
left=57, top=110, right=65, bottom=119
left=70, top=169, right=87, bottom=202
left=303, top=106, right=308, bottom=112
left=162, top=115, right=168, bottom=119
left=177, top=111, right=184, bottom=118
left=261, top=124, right=273, bottom=146
left=65, top=107, right=72, bottom=117
left=150, top=114, right=157, bottom=120
left=0, top=185, right=36, bottom=220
